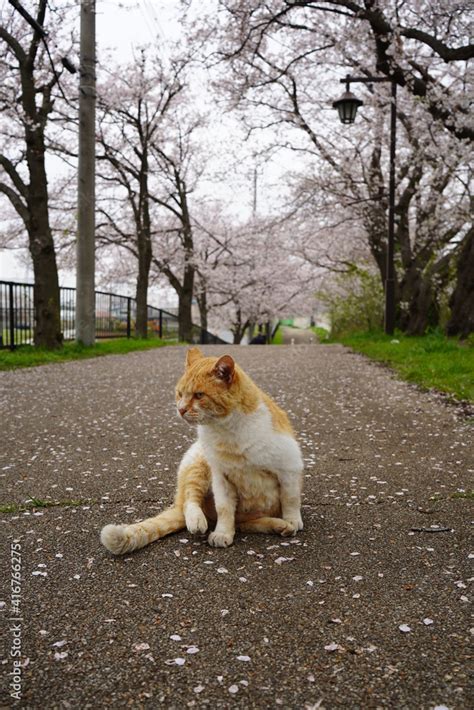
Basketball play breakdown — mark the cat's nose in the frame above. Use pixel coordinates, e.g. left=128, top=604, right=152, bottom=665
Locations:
left=178, top=406, right=187, bottom=417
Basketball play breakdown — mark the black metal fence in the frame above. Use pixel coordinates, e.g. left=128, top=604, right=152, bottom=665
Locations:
left=0, top=280, right=227, bottom=349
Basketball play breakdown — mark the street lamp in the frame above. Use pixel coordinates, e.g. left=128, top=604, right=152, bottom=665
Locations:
left=332, top=73, right=397, bottom=335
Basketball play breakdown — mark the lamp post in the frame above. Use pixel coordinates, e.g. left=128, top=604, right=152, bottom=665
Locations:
left=333, top=74, right=397, bottom=335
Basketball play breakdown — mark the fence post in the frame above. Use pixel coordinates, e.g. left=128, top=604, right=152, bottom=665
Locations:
left=126, top=297, right=131, bottom=339
left=9, top=282, right=15, bottom=351
left=159, top=309, right=163, bottom=339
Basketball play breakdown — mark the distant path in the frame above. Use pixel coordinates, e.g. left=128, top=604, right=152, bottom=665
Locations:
left=0, top=344, right=472, bottom=708
left=281, top=325, right=316, bottom=344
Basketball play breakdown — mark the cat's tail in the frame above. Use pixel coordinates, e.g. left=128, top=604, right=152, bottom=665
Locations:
left=100, top=505, right=185, bottom=555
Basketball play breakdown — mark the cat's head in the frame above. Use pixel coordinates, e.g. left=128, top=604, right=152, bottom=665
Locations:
left=175, top=347, right=237, bottom=424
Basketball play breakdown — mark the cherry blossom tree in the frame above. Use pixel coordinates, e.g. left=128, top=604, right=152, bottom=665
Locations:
left=193, top=0, right=473, bottom=334
left=0, top=0, right=76, bottom=347
left=199, top=217, right=318, bottom=343
left=96, top=49, right=187, bottom=338
left=213, top=0, right=473, bottom=141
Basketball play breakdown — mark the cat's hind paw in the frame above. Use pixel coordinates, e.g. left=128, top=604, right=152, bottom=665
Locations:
left=208, top=531, right=234, bottom=548
left=185, top=504, right=208, bottom=535
left=279, top=520, right=297, bottom=537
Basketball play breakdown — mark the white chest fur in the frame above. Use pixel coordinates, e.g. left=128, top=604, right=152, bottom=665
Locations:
left=197, top=403, right=303, bottom=510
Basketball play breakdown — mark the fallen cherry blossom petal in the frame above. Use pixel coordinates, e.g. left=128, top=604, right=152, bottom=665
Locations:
left=275, top=556, right=294, bottom=565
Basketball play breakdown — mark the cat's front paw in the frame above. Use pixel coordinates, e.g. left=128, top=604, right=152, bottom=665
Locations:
left=284, top=514, right=304, bottom=533
left=208, top=531, right=234, bottom=548
left=185, top=504, right=208, bottom=535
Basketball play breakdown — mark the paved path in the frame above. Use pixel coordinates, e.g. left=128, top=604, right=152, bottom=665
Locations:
left=1, top=344, right=472, bottom=709
left=281, top=326, right=316, bottom=344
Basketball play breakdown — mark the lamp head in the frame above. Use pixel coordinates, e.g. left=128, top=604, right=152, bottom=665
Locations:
left=332, top=90, right=363, bottom=124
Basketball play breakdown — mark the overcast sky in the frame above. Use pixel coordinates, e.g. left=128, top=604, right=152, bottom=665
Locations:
left=0, top=0, right=292, bottom=295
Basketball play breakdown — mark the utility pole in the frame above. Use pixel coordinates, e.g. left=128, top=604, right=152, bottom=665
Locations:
left=252, top=164, right=258, bottom=217
left=76, top=0, right=96, bottom=345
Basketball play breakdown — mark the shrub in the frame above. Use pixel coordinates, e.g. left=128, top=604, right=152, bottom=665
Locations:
left=319, top=267, right=384, bottom=338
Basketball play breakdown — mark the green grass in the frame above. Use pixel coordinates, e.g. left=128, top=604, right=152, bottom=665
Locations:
left=336, top=331, right=474, bottom=403
left=0, top=497, right=92, bottom=513
left=310, top=326, right=330, bottom=342
left=2, top=328, right=33, bottom=344
left=271, top=327, right=284, bottom=345
left=450, top=490, right=474, bottom=500
left=0, top=337, right=176, bottom=371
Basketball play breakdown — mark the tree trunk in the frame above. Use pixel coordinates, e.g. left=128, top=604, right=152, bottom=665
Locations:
left=232, top=309, right=248, bottom=344
left=135, top=244, right=151, bottom=338
left=27, top=135, right=62, bottom=349
left=404, top=276, right=438, bottom=335
left=447, top=228, right=474, bottom=338
left=178, top=265, right=194, bottom=342
left=22, top=17, right=62, bottom=350
left=399, top=252, right=452, bottom=335
left=135, top=144, right=153, bottom=338
left=197, top=281, right=208, bottom=344
left=233, top=329, right=244, bottom=345
left=31, top=236, right=62, bottom=349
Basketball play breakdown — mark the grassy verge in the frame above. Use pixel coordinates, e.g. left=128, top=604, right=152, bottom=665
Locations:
left=310, top=326, right=330, bottom=342
left=271, top=327, right=284, bottom=345
left=336, top=331, right=474, bottom=403
left=0, top=337, right=176, bottom=371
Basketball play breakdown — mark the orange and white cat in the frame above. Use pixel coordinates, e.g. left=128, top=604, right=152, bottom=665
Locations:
left=100, top=347, right=303, bottom=554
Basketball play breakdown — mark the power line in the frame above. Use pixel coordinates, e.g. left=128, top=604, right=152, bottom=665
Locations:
left=142, top=0, right=164, bottom=39
left=7, top=0, right=47, bottom=37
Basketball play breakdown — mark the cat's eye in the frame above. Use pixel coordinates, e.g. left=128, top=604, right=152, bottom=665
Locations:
left=194, top=392, right=204, bottom=399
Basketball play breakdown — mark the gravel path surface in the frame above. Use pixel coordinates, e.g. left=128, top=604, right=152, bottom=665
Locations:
left=1, top=344, right=472, bottom=709
left=281, top=326, right=316, bottom=344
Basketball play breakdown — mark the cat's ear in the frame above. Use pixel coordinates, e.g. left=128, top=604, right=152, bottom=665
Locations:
left=213, top=355, right=235, bottom=385
left=186, top=347, right=204, bottom=368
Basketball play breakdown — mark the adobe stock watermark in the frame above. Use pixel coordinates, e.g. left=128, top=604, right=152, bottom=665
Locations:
left=9, top=540, right=23, bottom=701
